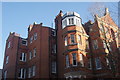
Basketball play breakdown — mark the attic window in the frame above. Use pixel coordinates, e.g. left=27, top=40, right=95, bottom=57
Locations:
left=22, top=40, right=27, bottom=46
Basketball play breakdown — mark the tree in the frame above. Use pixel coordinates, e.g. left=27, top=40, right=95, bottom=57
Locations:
left=88, top=2, right=120, bottom=78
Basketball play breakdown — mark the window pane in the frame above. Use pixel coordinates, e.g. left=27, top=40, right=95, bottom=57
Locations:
left=4, top=71, right=7, bottom=79
left=95, top=57, right=102, bottom=69
left=86, top=40, right=89, bottom=49
left=33, top=48, right=36, bottom=57
left=22, top=40, right=27, bottom=46
left=64, top=36, right=67, bottom=46
left=52, top=44, right=56, bottom=53
left=71, top=18, right=74, bottom=24
left=72, top=53, right=77, bottom=66
left=69, top=18, right=74, bottom=25
left=6, top=56, right=9, bottom=64
left=78, top=35, right=82, bottom=44
left=79, top=54, right=84, bottom=67
left=8, top=42, right=11, bottom=48
left=18, top=68, right=26, bottom=79
left=93, top=40, right=98, bottom=49
left=34, top=33, right=37, bottom=40
left=51, top=61, right=56, bottom=73
left=32, top=66, right=36, bottom=76
left=30, top=36, right=33, bottom=43
left=71, top=34, right=75, bottom=44
left=29, top=52, right=32, bottom=60
left=66, top=55, right=69, bottom=67
left=28, top=68, right=31, bottom=78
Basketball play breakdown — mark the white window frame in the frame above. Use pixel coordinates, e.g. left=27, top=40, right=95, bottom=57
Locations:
left=34, top=33, right=37, bottom=40
left=72, top=53, right=77, bottom=66
left=79, top=54, right=84, bottom=67
left=95, top=57, right=102, bottom=70
left=4, top=70, right=7, bottom=79
left=103, top=40, right=106, bottom=49
left=20, top=53, right=26, bottom=62
left=6, top=56, right=9, bottom=64
left=106, top=58, right=111, bottom=69
left=29, top=51, right=32, bottom=60
left=62, top=16, right=81, bottom=29
left=8, top=41, right=11, bottom=48
left=28, top=67, right=31, bottom=78
left=52, top=44, right=56, bottom=53
left=22, top=39, right=27, bottom=46
left=51, top=30, right=56, bottom=36
left=70, top=34, right=75, bottom=44
left=62, top=19, right=67, bottom=29
left=86, top=39, right=89, bottom=49
left=32, top=66, right=36, bottom=76
left=64, top=36, right=68, bottom=46
left=33, top=48, right=36, bottom=57
left=30, top=36, right=33, bottom=44
left=51, top=61, right=56, bottom=73
left=75, top=17, right=81, bottom=26
left=28, top=66, right=36, bottom=78
left=78, top=35, right=82, bottom=45
left=18, top=68, right=26, bottom=79
left=66, top=55, right=69, bottom=68
left=68, top=18, right=74, bottom=25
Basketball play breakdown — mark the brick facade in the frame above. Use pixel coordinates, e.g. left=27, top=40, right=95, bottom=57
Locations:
left=2, top=8, right=120, bottom=79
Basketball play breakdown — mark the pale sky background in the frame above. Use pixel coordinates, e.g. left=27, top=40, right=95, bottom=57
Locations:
left=0, top=2, right=119, bottom=69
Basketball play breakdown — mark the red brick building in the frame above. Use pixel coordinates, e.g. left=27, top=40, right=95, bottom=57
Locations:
left=2, top=8, right=120, bottom=79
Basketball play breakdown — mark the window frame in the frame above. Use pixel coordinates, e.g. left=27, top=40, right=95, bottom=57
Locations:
left=68, top=18, right=74, bottom=25
left=52, top=44, right=56, bottom=53
left=72, top=53, right=77, bottom=66
left=64, top=36, right=68, bottom=46
left=86, top=39, right=89, bottom=49
left=30, top=36, right=33, bottom=44
left=70, top=34, right=76, bottom=44
left=33, top=48, right=36, bottom=57
left=34, top=33, right=37, bottom=40
left=28, top=66, right=36, bottom=78
left=8, top=41, right=11, bottom=48
left=18, top=68, right=26, bottom=79
left=78, top=35, right=82, bottom=45
left=66, top=55, right=69, bottom=68
left=95, top=57, right=102, bottom=70
left=20, top=53, right=26, bottom=62
left=88, top=58, right=92, bottom=69
left=93, top=40, right=98, bottom=49
left=29, top=51, right=32, bottom=60
left=22, top=39, right=27, bottom=46
left=51, top=61, right=56, bottom=73
left=79, top=53, right=84, bottom=67
left=4, top=70, right=7, bottom=79
left=6, top=56, right=9, bottom=64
